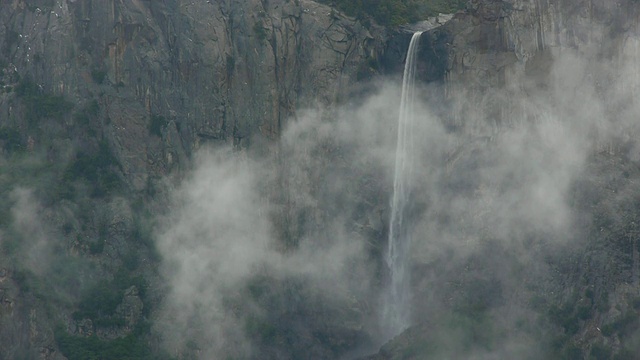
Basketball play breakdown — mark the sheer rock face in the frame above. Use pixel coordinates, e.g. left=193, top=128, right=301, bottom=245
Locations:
left=0, top=1, right=385, bottom=357
left=447, top=0, right=640, bottom=79
left=442, top=0, right=640, bottom=135
left=0, top=0, right=383, bottom=188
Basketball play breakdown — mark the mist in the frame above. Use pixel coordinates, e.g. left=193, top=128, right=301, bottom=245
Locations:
left=154, top=27, right=640, bottom=360
left=8, top=188, right=55, bottom=277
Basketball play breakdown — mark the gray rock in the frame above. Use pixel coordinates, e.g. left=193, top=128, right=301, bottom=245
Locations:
left=0, top=0, right=385, bottom=187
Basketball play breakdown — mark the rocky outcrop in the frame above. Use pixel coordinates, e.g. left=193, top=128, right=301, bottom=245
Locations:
left=0, top=1, right=392, bottom=357
left=440, top=0, right=640, bottom=134
left=0, top=0, right=384, bottom=189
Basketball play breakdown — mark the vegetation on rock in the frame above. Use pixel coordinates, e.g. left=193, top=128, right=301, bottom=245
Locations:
left=15, top=77, right=73, bottom=126
left=55, top=326, right=160, bottom=360
left=318, top=0, right=466, bottom=26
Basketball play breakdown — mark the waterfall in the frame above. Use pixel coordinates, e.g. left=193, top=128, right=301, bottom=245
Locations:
left=382, top=31, right=423, bottom=339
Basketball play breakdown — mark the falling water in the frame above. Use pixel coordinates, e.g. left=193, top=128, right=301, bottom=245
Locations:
left=382, top=31, right=423, bottom=339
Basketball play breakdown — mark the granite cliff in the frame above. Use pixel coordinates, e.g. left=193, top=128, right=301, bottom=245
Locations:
left=1, top=0, right=384, bottom=187
left=0, top=1, right=387, bottom=358
left=1, top=0, right=640, bottom=359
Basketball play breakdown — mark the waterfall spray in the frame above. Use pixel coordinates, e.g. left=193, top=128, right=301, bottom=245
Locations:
left=382, top=31, right=423, bottom=340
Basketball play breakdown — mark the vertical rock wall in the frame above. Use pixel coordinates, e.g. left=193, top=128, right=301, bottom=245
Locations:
left=440, top=0, right=640, bottom=140
left=0, top=0, right=384, bottom=188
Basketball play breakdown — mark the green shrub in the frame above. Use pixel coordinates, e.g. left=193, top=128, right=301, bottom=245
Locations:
left=590, top=343, right=612, bottom=360
left=91, top=69, right=107, bottom=85
left=4, top=30, right=20, bottom=52
left=601, top=312, right=639, bottom=338
left=615, top=349, right=637, bottom=360
left=245, top=315, right=277, bottom=342
left=63, top=140, right=123, bottom=198
left=400, top=341, right=438, bottom=358
left=88, top=238, right=105, bottom=254
left=0, top=127, right=23, bottom=154
left=74, top=100, right=100, bottom=128
left=226, top=54, right=235, bottom=77
left=73, top=270, right=147, bottom=324
left=73, top=279, right=124, bottom=321
left=15, top=78, right=74, bottom=125
left=253, top=21, right=268, bottom=41
left=577, top=304, right=593, bottom=320
left=596, top=291, right=610, bottom=312
left=131, top=210, right=161, bottom=262
left=548, top=301, right=581, bottom=335
left=562, top=344, right=584, bottom=360
left=55, top=327, right=154, bottom=360
left=148, top=115, right=167, bottom=137
left=122, top=251, right=140, bottom=271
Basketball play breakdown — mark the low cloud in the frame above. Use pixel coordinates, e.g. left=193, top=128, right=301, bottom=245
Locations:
left=155, top=29, right=640, bottom=359
left=8, top=188, right=55, bottom=277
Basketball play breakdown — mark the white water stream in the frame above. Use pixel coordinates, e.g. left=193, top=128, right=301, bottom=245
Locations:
left=382, top=31, right=423, bottom=339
